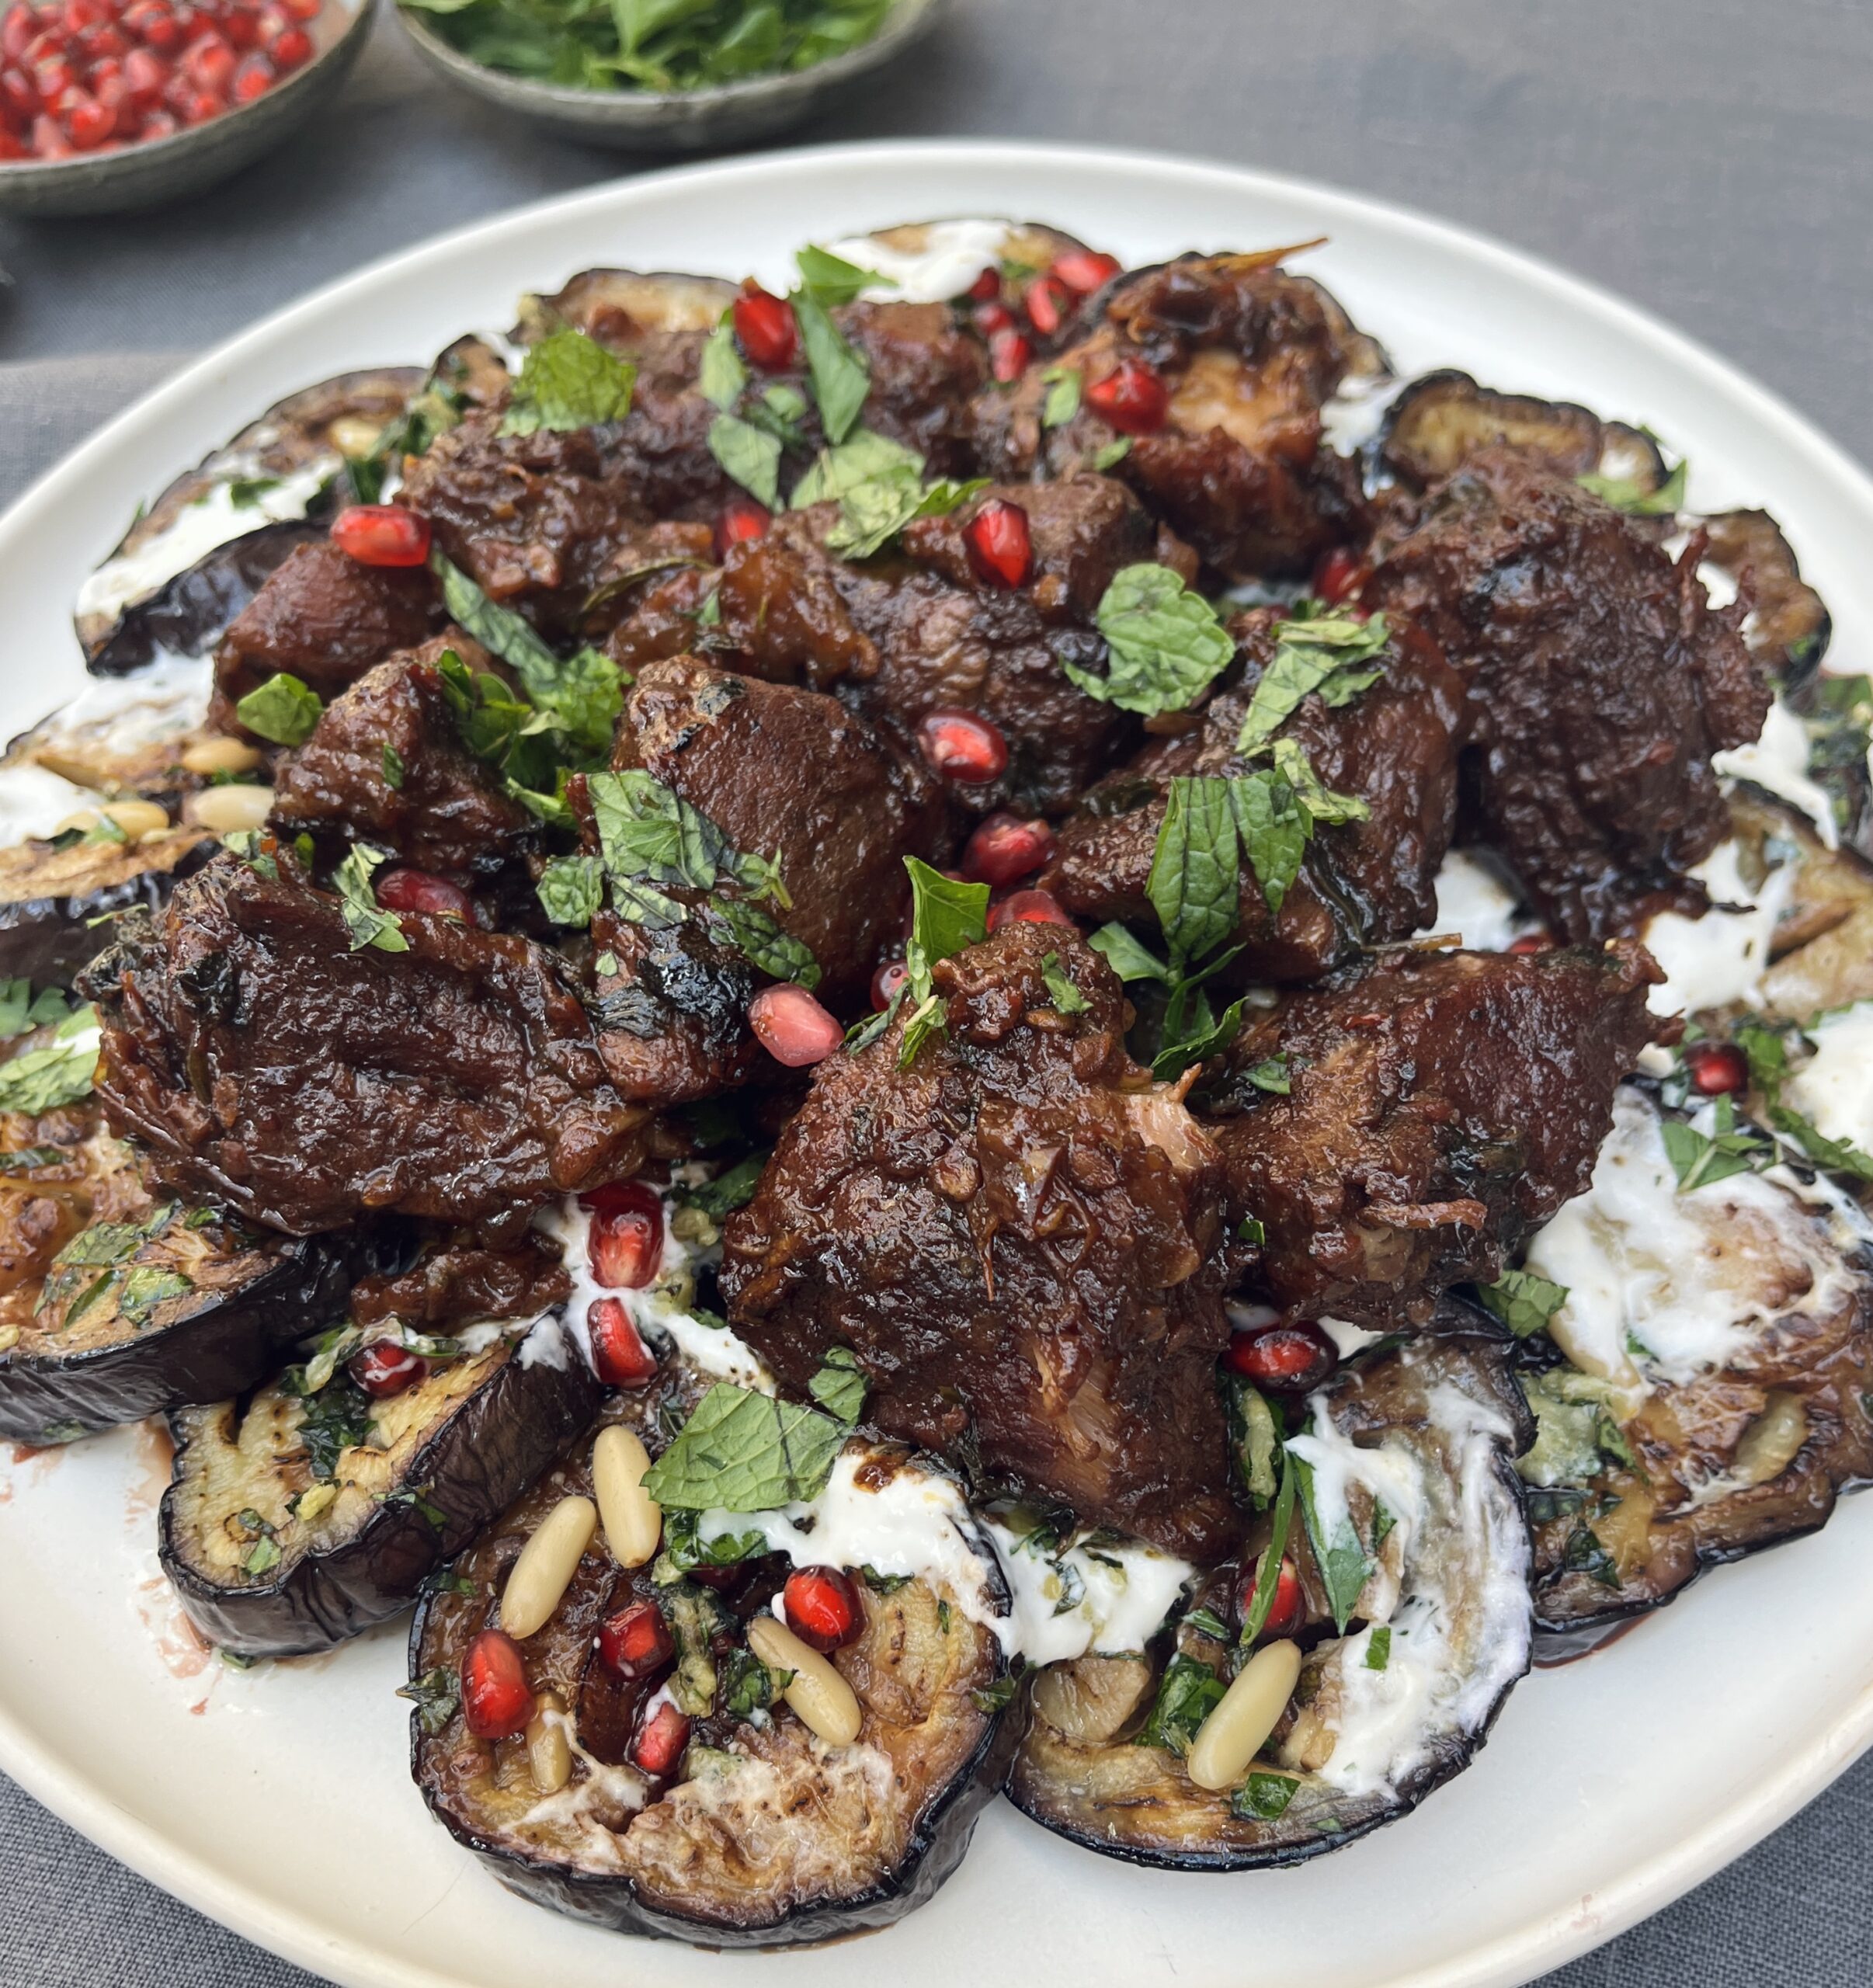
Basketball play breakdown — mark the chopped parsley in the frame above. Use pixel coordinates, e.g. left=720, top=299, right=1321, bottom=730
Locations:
left=1135, top=1652, right=1226, bottom=1757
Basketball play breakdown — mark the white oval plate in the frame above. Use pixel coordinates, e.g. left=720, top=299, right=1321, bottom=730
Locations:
left=3, top=141, right=1871, bottom=1988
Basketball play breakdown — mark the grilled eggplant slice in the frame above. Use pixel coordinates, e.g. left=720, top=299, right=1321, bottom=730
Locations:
left=1719, top=793, right=1873, bottom=1020
left=410, top=1413, right=1017, bottom=1947
left=0, top=1126, right=356, bottom=1444
left=1380, top=369, right=1668, bottom=495
left=77, top=370, right=423, bottom=665
left=520, top=269, right=739, bottom=345
left=1009, top=1326, right=1533, bottom=1868
left=0, top=825, right=214, bottom=987
left=1702, top=509, right=1832, bottom=682
left=162, top=1311, right=601, bottom=1657
left=1516, top=1084, right=1873, bottom=1657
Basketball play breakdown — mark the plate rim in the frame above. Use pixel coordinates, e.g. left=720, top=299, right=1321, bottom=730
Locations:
left=4, top=136, right=1871, bottom=1988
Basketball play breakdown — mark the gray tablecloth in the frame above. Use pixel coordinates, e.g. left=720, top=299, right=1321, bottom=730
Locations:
left=2, top=2, right=1871, bottom=1981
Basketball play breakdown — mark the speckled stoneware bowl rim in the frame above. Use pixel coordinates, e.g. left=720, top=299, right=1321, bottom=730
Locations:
left=394, top=0, right=940, bottom=140
left=0, top=0, right=371, bottom=212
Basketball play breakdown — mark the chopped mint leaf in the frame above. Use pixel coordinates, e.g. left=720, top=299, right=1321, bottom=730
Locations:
left=499, top=329, right=635, bottom=436
left=1148, top=777, right=1241, bottom=967
left=707, top=412, right=783, bottom=509
left=1069, top=564, right=1234, bottom=717
left=1577, top=456, right=1687, bottom=516
left=1229, top=1771, right=1298, bottom=1821
left=1290, top=1449, right=1371, bottom=1635
left=1087, top=922, right=1173, bottom=985
left=234, top=672, right=322, bottom=748
left=1364, top=1625, right=1392, bottom=1671
left=1478, top=1268, right=1569, bottom=1338
left=794, top=243, right=894, bottom=308
left=698, top=315, right=749, bottom=412
left=1660, top=1093, right=1770, bottom=1193
left=808, top=1346, right=867, bottom=1426
left=0, top=1003, right=100, bottom=1114
left=705, top=893, right=821, bottom=989
left=1135, top=1652, right=1226, bottom=1757
left=1242, top=1055, right=1290, bottom=1095
left=380, top=741, right=405, bottom=791
left=641, top=1382, right=845, bottom=1513
left=331, top=844, right=408, bottom=954
left=1039, top=951, right=1089, bottom=1015
left=536, top=854, right=605, bottom=930
left=1041, top=365, right=1082, bottom=428
left=1235, top=612, right=1389, bottom=757
left=791, top=290, right=868, bottom=444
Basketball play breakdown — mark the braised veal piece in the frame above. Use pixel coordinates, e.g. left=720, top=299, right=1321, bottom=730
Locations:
left=971, top=254, right=1376, bottom=579
left=721, top=924, right=1236, bottom=1559
left=1365, top=450, right=1770, bottom=940
left=1045, top=609, right=1466, bottom=978
left=269, top=641, right=541, bottom=880
left=82, top=850, right=645, bottom=1234
left=1204, top=941, right=1663, bottom=1322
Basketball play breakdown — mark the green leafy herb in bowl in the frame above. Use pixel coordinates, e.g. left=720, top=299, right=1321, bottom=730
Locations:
left=401, top=0, right=894, bottom=93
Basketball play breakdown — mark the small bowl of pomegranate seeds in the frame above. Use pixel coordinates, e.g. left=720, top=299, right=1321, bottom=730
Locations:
left=0, top=0, right=371, bottom=217
left=394, top=0, right=943, bottom=153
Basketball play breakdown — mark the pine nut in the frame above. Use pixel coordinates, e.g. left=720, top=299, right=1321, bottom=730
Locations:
left=526, top=1690, right=572, bottom=1795
left=0, top=1325, right=18, bottom=1354
left=181, top=736, right=265, bottom=777
left=327, top=415, right=387, bottom=458
left=1733, top=1391, right=1809, bottom=1487
left=52, top=809, right=101, bottom=837
left=185, top=784, right=275, bottom=835
left=293, top=1482, right=337, bottom=1526
left=591, top=1426, right=662, bottom=1568
left=501, top=1494, right=596, bottom=1639
left=747, top=1613, right=864, bottom=1747
left=102, top=799, right=172, bottom=843
left=1185, top=1639, right=1302, bottom=1792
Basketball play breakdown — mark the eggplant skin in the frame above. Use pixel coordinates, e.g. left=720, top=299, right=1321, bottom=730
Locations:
left=161, top=1323, right=601, bottom=1658
left=1008, top=1326, right=1534, bottom=1871
left=1380, top=369, right=1667, bottom=495
left=410, top=1407, right=1016, bottom=1948
left=0, top=1230, right=354, bottom=1446
left=0, top=827, right=214, bottom=988
left=86, top=519, right=328, bottom=678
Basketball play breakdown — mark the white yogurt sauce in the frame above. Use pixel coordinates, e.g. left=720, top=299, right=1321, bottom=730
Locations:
left=820, top=218, right=1020, bottom=304
left=1641, top=838, right=1797, bottom=1017
left=1415, top=848, right=1538, bottom=952
left=1291, top=1364, right=1529, bottom=1800
left=1715, top=697, right=1838, bottom=849
left=981, top=1518, right=1194, bottom=1667
left=537, top=1191, right=771, bottom=1389
left=1319, top=372, right=1404, bottom=458
left=1524, top=1086, right=1856, bottom=1388
left=1784, top=1002, right=1873, bottom=1154
left=76, top=459, right=335, bottom=626
left=0, top=762, right=99, bottom=843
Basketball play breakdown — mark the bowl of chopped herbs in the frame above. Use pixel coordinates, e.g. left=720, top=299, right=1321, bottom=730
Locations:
left=394, top=0, right=943, bottom=150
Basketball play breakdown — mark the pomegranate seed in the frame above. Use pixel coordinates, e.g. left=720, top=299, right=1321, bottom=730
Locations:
left=228, top=47, right=266, bottom=97
left=989, top=327, right=1033, bottom=384
left=349, top=1340, right=428, bottom=1399
left=630, top=1698, right=691, bottom=1779
left=1225, top=1319, right=1337, bottom=1393
left=181, top=31, right=231, bottom=89
left=782, top=1566, right=864, bottom=1653
left=175, top=83, right=219, bottom=120
left=255, top=1, right=285, bottom=36
left=266, top=20, right=305, bottom=64
left=1506, top=931, right=1552, bottom=956
left=64, top=0, right=107, bottom=29
left=221, top=2, right=258, bottom=46
left=962, top=498, right=1033, bottom=589
left=1, top=6, right=31, bottom=61
left=748, top=983, right=843, bottom=1068
left=374, top=868, right=474, bottom=921
left=30, top=109, right=70, bottom=152
left=135, top=102, right=172, bottom=133
left=330, top=502, right=431, bottom=568
left=1087, top=360, right=1170, bottom=436
left=127, top=0, right=181, bottom=47
left=90, top=57, right=127, bottom=102
left=961, top=813, right=1055, bottom=887
left=460, top=1628, right=533, bottom=1740
left=33, top=54, right=74, bottom=96
left=1684, top=1040, right=1750, bottom=1097
left=1235, top=1552, right=1306, bottom=1641
left=580, top=1180, right=663, bottom=1290
left=1313, top=546, right=1372, bottom=605
left=586, top=1297, right=659, bottom=1388
left=1, top=68, right=37, bottom=120
left=870, top=958, right=908, bottom=1011
left=0, top=127, right=23, bottom=159
left=918, top=707, right=1008, bottom=784
left=61, top=89, right=113, bottom=144
left=1050, top=248, right=1122, bottom=295
left=987, top=888, right=1072, bottom=933
left=279, top=0, right=318, bottom=17
left=598, top=1599, right=675, bottom=1679
left=732, top=284, right=797, bottom=371
left=971, top=300, right=1013, bottom=337
left=712, top=495, right=770, bottom=560
left=1024, top=275, right=1069, bottom=337
left=78, top=19, right=125, bottom=56
left=23, top=30, right=71, bottom=67
left=965, top=264, right=1001, bottom=304
left=122, top=43, right=165, bottom=96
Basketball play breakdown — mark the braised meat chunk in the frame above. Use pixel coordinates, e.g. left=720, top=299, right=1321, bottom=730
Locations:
left=214, top=540, right=443, bottom=728
left=82, top=850, right=645, bottom=1236
left=721, top=925, right=1237, bottom=1559
left=971, top=255, right=1376, bottom=580
left=1044, top=610, right=1466, bottom=979
left=1365, top=450, right=1770, bottom=940
left=705, top=474, right=1191, bottom=815
left=1206, top=940, right=1663, bottom=1322
left=612, top=656, right=947, bottom=1002
left=268, top=641, right=539, bottom=879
